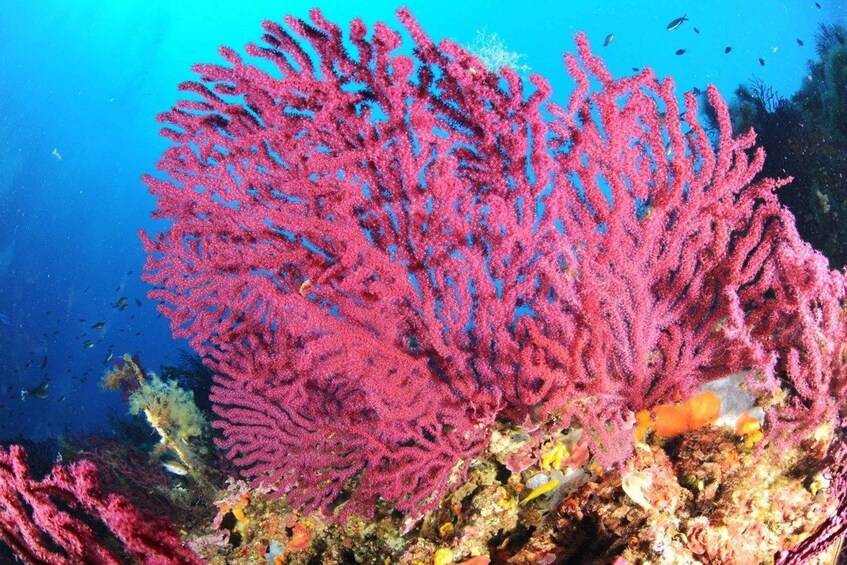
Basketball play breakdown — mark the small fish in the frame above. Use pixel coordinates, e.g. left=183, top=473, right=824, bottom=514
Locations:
left=57, top=395, right=65, bottom=402
left=135, top=299, right=142, bottom=307
left=815, top=2, right=821, bottom=8
left=22, top=379, right=49, bottom=400
left=83, top=340, right=95, bottom=349
left=675, top=49, right=686, bottom=56
left=667, top=14, right=688, bottom=31
left=691, top=86, right=702, bottom=95
left=104, top=352, right=114, bottom=363
left=759, top=58, right=766, bottom=66
left=0, top=313, right=10, bottom=326
left=161, top=461, right=190, bottom=476
left=51, top=148, right=62, bottom=161
left=92, top=321, right=106, bottom=329
left=40, top=356, right=48, bottom=369
left=796, top=38, right=804, bottom=46
left=632, top=67, right=640, bottom=72
left=603, top=33, right=614, bottom=47
left=693, top=27, right=700, bottom=34
left=725, top=46, right=732, bottom=54
left=521, top=478, right=560, bottom=504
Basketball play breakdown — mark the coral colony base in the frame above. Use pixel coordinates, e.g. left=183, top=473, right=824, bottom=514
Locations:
left=2, top=8, right=847, bottom=564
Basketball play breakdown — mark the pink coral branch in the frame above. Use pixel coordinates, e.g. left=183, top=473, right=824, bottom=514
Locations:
left=0, top=445, right=201, bottom=564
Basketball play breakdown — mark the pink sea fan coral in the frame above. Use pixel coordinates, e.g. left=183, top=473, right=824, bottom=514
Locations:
left=142, top=7, right=847, bottom=521
left=0, top=444, right=201, bottom=564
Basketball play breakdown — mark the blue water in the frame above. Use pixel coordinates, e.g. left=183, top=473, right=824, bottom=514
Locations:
left=0, top=0, right=841, bottom=441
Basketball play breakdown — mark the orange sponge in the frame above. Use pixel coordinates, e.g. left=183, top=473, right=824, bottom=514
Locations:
left=653, top=390, right=722, bottom=439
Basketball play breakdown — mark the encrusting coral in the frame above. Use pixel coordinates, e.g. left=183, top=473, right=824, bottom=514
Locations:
left=180, top=400, right=840, bottom=564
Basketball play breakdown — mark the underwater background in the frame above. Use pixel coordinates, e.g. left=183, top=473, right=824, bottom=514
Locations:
left=0, top=0, right=842, bottom=473
left=1, top=1, right=847, bottom=563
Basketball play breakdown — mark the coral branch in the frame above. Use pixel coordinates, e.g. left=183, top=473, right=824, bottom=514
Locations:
left=0, top=445, right=201, bottom=564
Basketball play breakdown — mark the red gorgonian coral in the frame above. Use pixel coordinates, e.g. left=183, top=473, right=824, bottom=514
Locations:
left=141, top=8, right=847, bottom=521
left=0, top=445, right=201, bottom=564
